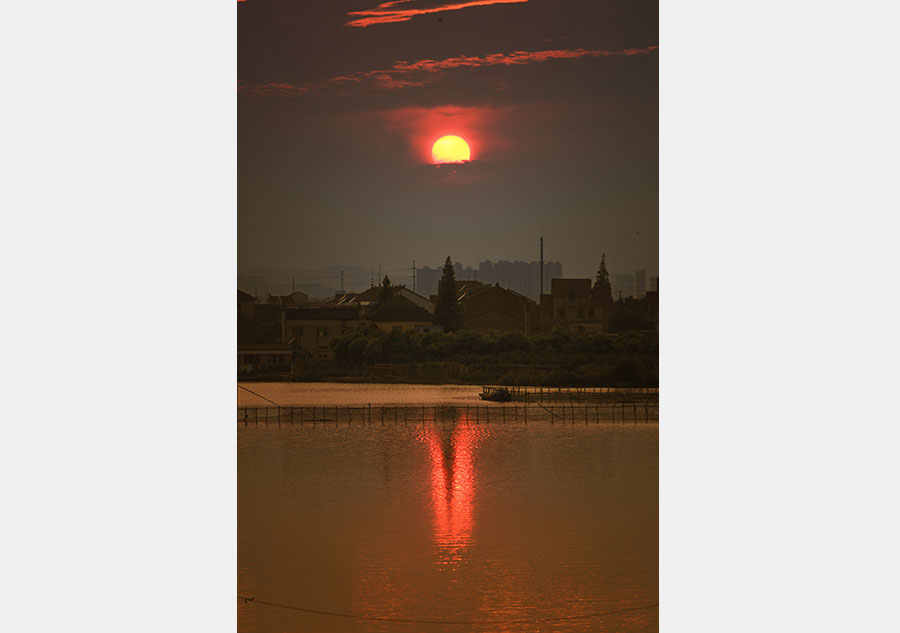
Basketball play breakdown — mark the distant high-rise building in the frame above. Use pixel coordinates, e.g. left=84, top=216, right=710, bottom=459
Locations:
left=614, top=273, right=635, bottom=298
left=635, top=270, right=646, bottom=297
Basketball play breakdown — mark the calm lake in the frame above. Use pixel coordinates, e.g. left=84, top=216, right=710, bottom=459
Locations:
left=238, top=384, right=658, bottom=632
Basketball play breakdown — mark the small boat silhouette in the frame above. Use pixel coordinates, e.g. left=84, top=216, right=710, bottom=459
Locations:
left=479, top=387, right=512, bottom=402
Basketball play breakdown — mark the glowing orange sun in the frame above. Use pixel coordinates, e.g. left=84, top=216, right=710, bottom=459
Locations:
left=431, top=135, right=471, bottom=163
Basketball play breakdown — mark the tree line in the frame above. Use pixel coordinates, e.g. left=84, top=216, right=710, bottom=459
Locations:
left=329, top=326, right=658, bottom=386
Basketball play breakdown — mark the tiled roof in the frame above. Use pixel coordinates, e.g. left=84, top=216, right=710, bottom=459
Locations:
left=365, top=296, right=433, bottom=323
left=284, top=306, right=361, bottom=321
left=461, top=283, right=537, bottom=305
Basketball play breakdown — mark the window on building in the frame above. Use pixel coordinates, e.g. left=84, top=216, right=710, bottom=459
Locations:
left=567, top=290, right=576, bottom=302
left=588, top=308, right=595, bottom=318
left=577, top=308, right=584, bottom=319
left=557, top=308, right=565, bottom=318
left=317, top=327, right=329, bottom=337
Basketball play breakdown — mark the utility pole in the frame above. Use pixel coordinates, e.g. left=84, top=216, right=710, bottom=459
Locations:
left=540, top=234, right=544, bottom=297
left=412, top=260, right=416, bottom=293
left=371, top=266, right=374, bottom=288
left=340, top=269, right=344, bottom=294
left=292, top=276, right=295, bottom=293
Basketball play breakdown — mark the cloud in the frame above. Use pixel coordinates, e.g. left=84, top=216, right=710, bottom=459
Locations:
left=239, top=46, right=658, bottom=97
left=237, top=81, right=313, bottom=97
left=346, top=0, right=528, bottom=28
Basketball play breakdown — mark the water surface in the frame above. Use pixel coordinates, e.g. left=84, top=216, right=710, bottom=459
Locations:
left=238, top=390, right=657, bottom=632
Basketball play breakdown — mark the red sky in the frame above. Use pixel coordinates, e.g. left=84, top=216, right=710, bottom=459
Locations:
left=238, top=0, right=657, bottom=290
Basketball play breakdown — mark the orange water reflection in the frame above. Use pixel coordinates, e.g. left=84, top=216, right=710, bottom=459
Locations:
left=421, top=418, right=484, bottom=566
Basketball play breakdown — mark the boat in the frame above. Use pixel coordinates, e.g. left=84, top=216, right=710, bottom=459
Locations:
left=479, top=387, right=513, bottom=402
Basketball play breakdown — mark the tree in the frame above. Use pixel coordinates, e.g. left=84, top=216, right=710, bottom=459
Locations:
left=593, top=253, right=613, bottom=303
left=379, top=275, right=393, bottom=302
left=434, top=256, right=462, bottom=331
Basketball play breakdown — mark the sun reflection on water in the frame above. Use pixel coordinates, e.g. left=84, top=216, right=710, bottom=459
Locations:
left=419, top=415, right=486, bottom=568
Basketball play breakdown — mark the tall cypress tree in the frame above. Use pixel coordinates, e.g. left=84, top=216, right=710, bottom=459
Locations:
left=379, top=275, right=392, bottom=302
left=435, top=256, right=462, bottom=331
left=594, top=253, right=613, bottom=303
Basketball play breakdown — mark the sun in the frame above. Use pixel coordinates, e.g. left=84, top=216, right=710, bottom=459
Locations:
left=431, top=135, right=471, bottom=163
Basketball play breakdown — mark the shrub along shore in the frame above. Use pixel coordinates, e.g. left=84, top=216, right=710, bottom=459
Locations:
left=244, top=328, right=658, bottom=388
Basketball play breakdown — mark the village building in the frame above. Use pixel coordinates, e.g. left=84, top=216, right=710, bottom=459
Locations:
left=237, top=289, right=256, bottom=318
left=283, top=305, right=361, bottom=360
left=539, top=278, right=611, bottom=333
left=336, top=285, right=434, bottom=316
left=458, top=283, right=540, bottom=335
left=265, top=290, right=309, bottom=306
left=238, top=342, right=294, bottom=375
left=364, top=295, right=440, bottom=333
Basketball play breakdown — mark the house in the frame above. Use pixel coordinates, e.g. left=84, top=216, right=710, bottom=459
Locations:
left=238, top=289, right=256, bottom=317
left=283, top=305, right=362, bottom=360
left=337, top=285, right=434, bottom=316
left=458, top=283, right=540, bottom=335
left=238, top=342, right=293, bottom=375
left=265, top=290, right=309, bottom=306
left=539, top=278, right=611, bottom=333
left=364, top=295, right=439, bottom=333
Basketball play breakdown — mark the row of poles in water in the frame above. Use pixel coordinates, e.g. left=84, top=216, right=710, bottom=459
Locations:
left=238, top=402, right=659, bottom=425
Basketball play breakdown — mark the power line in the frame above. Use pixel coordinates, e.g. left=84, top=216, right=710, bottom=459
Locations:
left=236, top=384, right=282, bottom=408
left=237, top=595, right=657, bottom=626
